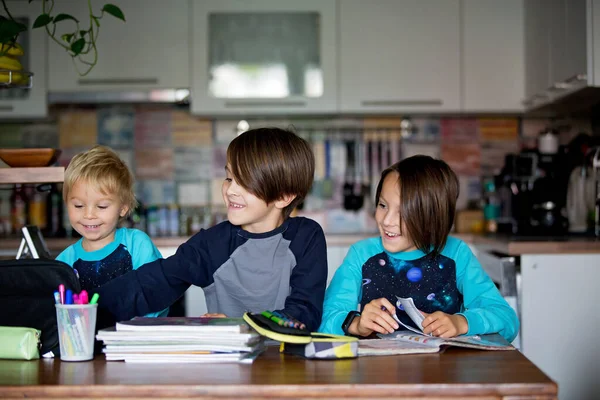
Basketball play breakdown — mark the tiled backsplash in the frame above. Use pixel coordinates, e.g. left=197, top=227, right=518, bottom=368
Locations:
left=0, top=105, right=590, bottom=235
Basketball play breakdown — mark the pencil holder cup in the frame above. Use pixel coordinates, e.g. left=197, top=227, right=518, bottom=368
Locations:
left=55, top=304, right=97, bottom=361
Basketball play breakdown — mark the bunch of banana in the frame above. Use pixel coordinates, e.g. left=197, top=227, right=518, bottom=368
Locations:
left=0, top=42, right=28, bottom=86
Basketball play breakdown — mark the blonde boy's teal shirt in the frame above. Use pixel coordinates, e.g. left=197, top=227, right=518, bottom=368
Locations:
left=318, top=236, right=519, bottom=342
left=56, top=227, right=168, bottom=318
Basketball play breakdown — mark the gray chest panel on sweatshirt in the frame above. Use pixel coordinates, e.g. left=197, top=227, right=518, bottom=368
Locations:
left=203, top=233, right=296, bottom=317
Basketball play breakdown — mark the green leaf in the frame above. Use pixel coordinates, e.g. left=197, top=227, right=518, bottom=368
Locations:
left=61, top=33, right=74, bottom=43
left=70, top=38, right=85, bottom=55
left=0, top=17, right=27, bottom=39
left=53, top=13, right=79, bottom=24
left=32, top=14, right=53, bottom=29
left=102, top=4, right=125, bottom=22
left=79, top=30, right=88, bottom=37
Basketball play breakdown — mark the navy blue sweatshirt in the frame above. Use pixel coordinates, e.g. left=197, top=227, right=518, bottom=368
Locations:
left=95, top=217, right=328, bottom=331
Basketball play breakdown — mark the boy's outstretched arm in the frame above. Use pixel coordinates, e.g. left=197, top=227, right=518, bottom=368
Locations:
left=95, top=234, right=213, bottom=322
left=278, top=220, right=328, bottom=332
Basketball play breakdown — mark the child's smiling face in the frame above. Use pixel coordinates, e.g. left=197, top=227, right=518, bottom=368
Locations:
left=66, top=179, right=128, bottom=252
left=375, top=172, right=417, bottom=253
left=221, top=164, right=285, bottom=233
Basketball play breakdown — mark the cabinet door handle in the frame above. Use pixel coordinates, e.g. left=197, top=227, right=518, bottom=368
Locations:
left=547, top=82, right=571, bottom=91
left=0, top=105, right=14, bottom=111
left=564, top=74, right=587, bottom=83
left=361, top=99, right=443, bottom=107
left=224, top=101, right=306, bottom=107
left=77, top=78, right=159, bottom=85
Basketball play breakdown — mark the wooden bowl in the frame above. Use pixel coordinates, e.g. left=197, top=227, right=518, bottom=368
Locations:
left=0, top=148, right=62, bottom=167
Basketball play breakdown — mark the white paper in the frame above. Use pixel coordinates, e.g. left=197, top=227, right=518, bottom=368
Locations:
left=394, top=297, right=432, bottom=336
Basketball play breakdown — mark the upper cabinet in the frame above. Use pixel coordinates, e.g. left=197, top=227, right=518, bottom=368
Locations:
left=190, top=0, right=337, bottom=116
left=524, top=0, right=591, bottom=110
left=338, top=0, right=461, bottom=113
left=462, top=0, right=524, bottom=112
left=0, top=1, right=47, bottom=119
left=48, top=0, right=190, bottom=91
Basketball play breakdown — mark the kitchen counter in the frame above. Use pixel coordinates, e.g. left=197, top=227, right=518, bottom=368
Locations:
left=1, top=233, right=599, bottom=257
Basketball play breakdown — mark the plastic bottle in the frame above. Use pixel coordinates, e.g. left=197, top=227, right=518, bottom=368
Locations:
left=10, top=184, right=28, bottom=234
left=29, top=190, right=47, bottom=230
left=45, top=183, right=66, bottom=238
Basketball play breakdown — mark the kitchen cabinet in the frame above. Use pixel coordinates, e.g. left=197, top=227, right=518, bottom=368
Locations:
left=462, top=0, right=524, bottom=112
left=520, top=253, right=600, bottom=400
left=524, top=0, right=550, bottom=102
left=0, top=1, right=47, bottom=119
left=48, top=0, right=190, bottom=92
left=190, top=0, right=337, bottom=116
left=338, top=0, right=461, bottom=113
left=524, top=0, right=591, bottom=110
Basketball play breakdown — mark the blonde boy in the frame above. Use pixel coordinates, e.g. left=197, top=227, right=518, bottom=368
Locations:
left=57, top=145, right=167, bottom=329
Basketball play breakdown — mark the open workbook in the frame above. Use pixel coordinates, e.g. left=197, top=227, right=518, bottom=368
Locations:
left=359, top=331, right=515, bottom=356
left=358, top=297, right=515, bottom=356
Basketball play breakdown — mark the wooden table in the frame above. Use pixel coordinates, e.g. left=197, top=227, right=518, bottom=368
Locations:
left=0, top=346, right=557, bottom=399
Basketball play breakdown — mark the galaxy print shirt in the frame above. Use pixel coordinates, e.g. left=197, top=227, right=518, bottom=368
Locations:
left=360, top=252, right=463, bottom=330
left=56, top=227, right=167, bottom=320
left=318, top=236, right=520, bottom=342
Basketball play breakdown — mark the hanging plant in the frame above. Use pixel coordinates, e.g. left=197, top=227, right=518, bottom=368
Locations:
left=0, top=0, right=125, bottom=79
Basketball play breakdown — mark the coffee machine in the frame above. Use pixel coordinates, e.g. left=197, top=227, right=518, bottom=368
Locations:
left=496, top=150, right=569, bottom=236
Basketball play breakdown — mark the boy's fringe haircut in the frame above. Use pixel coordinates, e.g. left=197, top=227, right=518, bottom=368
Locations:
left=63, top=145, right=137, bottom=217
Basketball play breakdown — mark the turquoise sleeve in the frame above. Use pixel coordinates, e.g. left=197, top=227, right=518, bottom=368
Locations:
left=55, top=246, right=76, bottom=267
left=128, top=230, right=169, bottom=318
left=455, top=242, right=520, bottom=342
left=318, top=245, right=363, bottom=335
left=129, top=230, right=163, bottom=269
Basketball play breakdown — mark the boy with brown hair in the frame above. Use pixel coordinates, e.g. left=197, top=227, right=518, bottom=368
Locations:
left=95, top=127, right=328, bottom=331
left=319, top=155, right=519, bottom=342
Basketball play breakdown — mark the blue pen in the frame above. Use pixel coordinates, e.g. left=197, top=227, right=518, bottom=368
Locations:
left=53, top=291, right=60, bottom=305
left=65, top=289, right=73, bottom=305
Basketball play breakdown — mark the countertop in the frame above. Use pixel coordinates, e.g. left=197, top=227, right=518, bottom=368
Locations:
left=1, top=233, right=599, bottom=256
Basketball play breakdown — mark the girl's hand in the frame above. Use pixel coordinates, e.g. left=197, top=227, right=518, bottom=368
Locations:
left=350, top=297, right=399, bottom=337
left=202, top=313, right=227, bottom=318
left=421, top=311, right=468, bottom=338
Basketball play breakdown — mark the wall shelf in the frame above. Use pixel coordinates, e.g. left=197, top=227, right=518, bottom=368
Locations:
left=0, top=167, right=64, bottom=184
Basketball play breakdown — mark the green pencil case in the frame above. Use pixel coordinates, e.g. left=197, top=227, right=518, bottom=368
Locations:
left=0, top=326, right=41, bottom=360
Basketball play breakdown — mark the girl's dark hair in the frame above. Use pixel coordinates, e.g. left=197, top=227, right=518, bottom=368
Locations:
left=227, top=127, right=315, bottom=219
left=375, top=155, right=459, bottom=255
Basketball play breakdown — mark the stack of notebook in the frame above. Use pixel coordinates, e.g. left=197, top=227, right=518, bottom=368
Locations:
left=96, top=317, right=264, bottom=363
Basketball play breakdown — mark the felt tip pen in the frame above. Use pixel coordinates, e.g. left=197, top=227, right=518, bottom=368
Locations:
left=261, top=310, right=284, bottom=326
left=89, top=293, right=100, bottom=305
left=72, top=293, right=79, bottom=304
left=58, top=284, right=65, bottom=305
left=53, top=291, right=60, bottom=305
left=65, top=289, right=73, bottom=305
left=79, top=290, right=88, bottom=305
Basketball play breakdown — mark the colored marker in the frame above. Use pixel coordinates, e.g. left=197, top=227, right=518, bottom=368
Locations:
left=53, top=291, right=61, bottom=305
left=89, top=293, right=100, bottom=305
left=261, top=310, right=285, bottom=326
left=73, top=293, right=79, bottom=304
left=65, top=289, right=73, bottom=305
left=79, top=290, right=88, bottom=305
left=58, top=284, right=65, bottom=304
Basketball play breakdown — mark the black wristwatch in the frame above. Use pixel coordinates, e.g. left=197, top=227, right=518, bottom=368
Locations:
left=341, top=310, right=361, bottom=336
